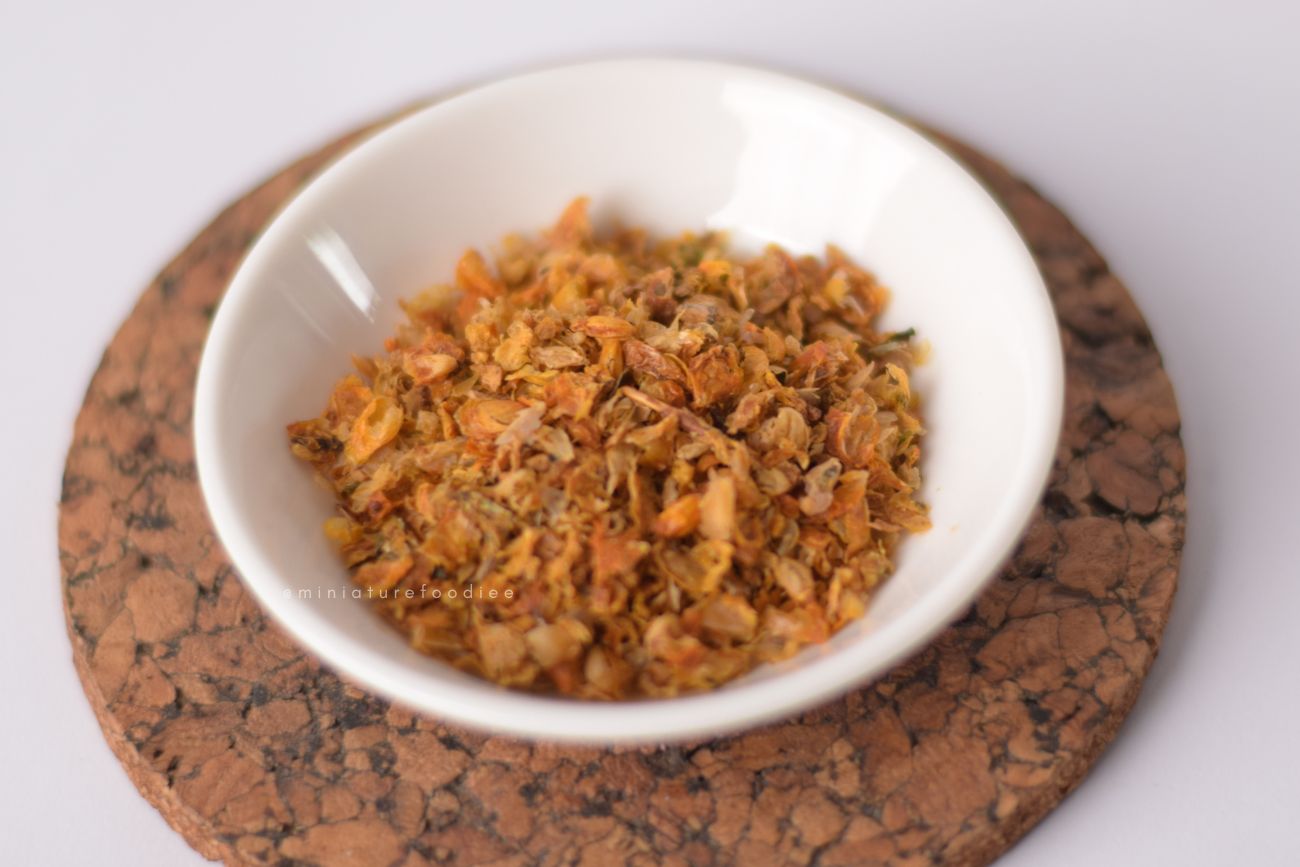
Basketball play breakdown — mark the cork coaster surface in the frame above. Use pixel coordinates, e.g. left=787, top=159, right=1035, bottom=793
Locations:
left=58, top=115, right=1185, bottom=867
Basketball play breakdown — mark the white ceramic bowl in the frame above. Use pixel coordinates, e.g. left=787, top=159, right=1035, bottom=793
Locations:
left=194, top=59, right=1063, bottom=744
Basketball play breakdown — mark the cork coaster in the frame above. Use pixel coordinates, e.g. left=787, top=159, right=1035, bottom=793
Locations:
left=59, top=113, right=1185, bottom=867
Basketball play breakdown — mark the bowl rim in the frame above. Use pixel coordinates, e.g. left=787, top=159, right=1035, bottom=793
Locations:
left=194, top=57, right=1064, bottom=744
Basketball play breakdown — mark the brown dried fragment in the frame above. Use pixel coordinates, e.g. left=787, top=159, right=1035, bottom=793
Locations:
left=624, top=339, right=686, bottom=384
left=477, top=623, right=530, bottom=682
left=403, top=352, right=459, bottom=384
left=574, top=315, right=636, bottom=339
left=547, top=195, right=592, bottom=248
left=799, top=458, right=843, bottom=516
left=771, top=556, right=815, bottom=603
left=644, top=615, right=706, bottom=666
left=457, top=399, right=526, bottom=441
left=696, top=594, right=759, bottom=642
left=531, top=344, right=587, bottom=370
left=653, top=494, right=701, bottom=538
left=791, top=340, right=846, bottom=384
left=686, top=345, right=744, bottom=409
left=725, top=391, right=771, bottom=434
left=455, top=249, right=504, bottom=299
left=699, top=474, right=737, bottom=541
left=494, top=404, right=544, bottom=452
left=525, top=619, right=591, bottom=668
left=638, top=267, right=677, bottom=321
left=477, top=363, right=504, bottom=393
left=492, top=322, right=534, bottom=371
left=591, top=527, right=651, bottom=584
left=753, top=407, right=811, bottom=465
left=825, top=407, right=878, bottom=468
left=544, top=372, right=599, bottom=419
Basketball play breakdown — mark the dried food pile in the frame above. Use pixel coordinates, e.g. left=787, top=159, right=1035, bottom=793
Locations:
left=288, top=199, right=929, bottom=698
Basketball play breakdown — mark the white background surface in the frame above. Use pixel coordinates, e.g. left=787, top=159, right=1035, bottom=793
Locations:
left=2, top=1, right=1297, bottom=864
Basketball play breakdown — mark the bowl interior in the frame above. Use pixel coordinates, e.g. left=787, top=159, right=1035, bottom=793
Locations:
left=195, top=60, right=1062, bottom=742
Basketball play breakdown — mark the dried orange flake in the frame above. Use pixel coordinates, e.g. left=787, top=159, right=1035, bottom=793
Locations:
left=287, top=198, right=929, bottom=699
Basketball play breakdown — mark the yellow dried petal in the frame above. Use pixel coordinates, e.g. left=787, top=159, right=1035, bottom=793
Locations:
left=456, top=398, right=526, bottom=441
left=574, top=315, right=636, bottom=339
left=403, top=352, right=458, bottom=384
left=455, top=249, right=504, bottom=298
left=698, top=474, right=736, bottom=541
left=652, top=493, right=701, bottom=539
left=345, top=396, right=402, bottom=463
left=697, top=594, right=758, bottom=642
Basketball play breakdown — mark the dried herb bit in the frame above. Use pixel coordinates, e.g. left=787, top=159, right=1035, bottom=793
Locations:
left=287, top=198, right=929, bottom=699
left=867, top=327, right=918, bottom=357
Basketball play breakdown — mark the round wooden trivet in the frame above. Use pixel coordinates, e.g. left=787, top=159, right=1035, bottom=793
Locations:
left=59, top=113, right=1184, bottom=867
